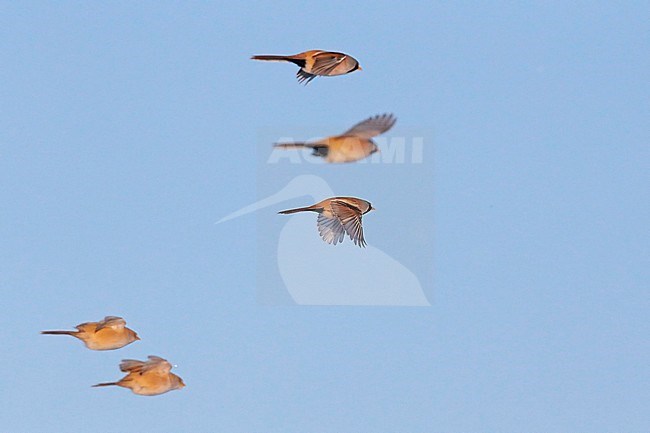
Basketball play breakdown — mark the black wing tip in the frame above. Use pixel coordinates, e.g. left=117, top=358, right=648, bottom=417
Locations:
left=296, top=70, right=316, bottom=85
left=354, top=236, right=367, bottom=248
left=375, top=113, right=396, bottom=123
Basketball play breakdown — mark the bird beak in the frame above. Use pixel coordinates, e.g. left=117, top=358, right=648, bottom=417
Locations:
left=358, top=65, right=363, bottom=71
left=371, top=206, right=376, bottom=211
left=135, top=335, right=141, bottom=340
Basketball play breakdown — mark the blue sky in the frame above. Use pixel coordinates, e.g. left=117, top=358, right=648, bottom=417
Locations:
left=1, top=1, right=649, bottom=432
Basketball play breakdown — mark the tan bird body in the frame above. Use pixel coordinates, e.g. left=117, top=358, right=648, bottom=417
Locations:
left=279, top=197, right=374, bottom=247
left=93, top=356, right=185, bottom=396
left=41, top=316, right=139, bottom=351
left=251, top=50, right=361, bottom=84
left=274, top=114, right=396, bottom=163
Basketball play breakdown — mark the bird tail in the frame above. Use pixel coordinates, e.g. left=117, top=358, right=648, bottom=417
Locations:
left=251, top=55, right=291, bottom=62
left=41, top=330, right=76, bottom=336
left=251, top=55, right=305, bottom=67
left=273, top=142, right=312, bottom=149
left=278, top=206, right=316, bottom=215
left=92, top=382, right=118, bottom=388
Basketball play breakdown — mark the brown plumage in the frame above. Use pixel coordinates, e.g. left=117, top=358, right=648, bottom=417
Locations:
left=279, top=197, right=374, bottom=247
left=274, top=114, right=396, bottom=163
left=41, top=316, right=140, bottom=351
left=93, top=355, right=185, bottom=396
left=251, top=50, right=361, bottom=85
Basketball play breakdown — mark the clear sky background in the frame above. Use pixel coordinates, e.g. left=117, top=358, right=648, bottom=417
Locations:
left=1, top=1, right=649, bottom=432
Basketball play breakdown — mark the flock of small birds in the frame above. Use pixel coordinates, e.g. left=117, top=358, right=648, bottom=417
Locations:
left=43, top=49, right=393, bottom=396
left=254, top=50, right=396, bottom=247
left=42, top=316, right=183, bottom=396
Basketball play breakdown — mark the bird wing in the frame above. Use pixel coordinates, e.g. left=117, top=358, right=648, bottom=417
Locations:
left=75, top=322, right=94, bottom=332
left=141, top=356, right=172, bottom=375
left=330, top=200, right=366, bottom=247
left=317, top=213, right=346, bottom=245
left=311, top=53, right=347, bottom=76
left=119, top=359, right=146, bottom=373
left=341, top=113, right=396, bottom=139
left=296, top=69, right=317, bottom=85
left=95, top=316, right=126, bottom=332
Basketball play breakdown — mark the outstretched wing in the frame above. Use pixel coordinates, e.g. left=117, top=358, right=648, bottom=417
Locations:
left=341, top=113, right=396, bottom=139
left=330, top=200, right=366, bottom=247
left=95, top=316, right=126, bottom=332
left=316, top=213, right=346, bottom=245
left=119, top=359, right=145, bottom=373
left=141, top=355, right=173, bottom=375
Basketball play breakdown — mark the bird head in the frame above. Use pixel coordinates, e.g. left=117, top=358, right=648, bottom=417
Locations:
left=359, top=199, right=375, bottom=214
left=173, top=375, right=186, bottom=390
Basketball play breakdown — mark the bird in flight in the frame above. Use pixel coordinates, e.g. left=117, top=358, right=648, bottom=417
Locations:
left=274, top=113, right=396, bottom=163
left=251, top=50, right=361, bottom=85
left=41, top=316, right=140, bottom=351
left=279, top=197, right=374, bottom=247
left=93, top=355, right=185, bottom=396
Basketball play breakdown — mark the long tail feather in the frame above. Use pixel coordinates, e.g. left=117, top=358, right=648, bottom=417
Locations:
left=278, top=206, right=316, bottom=215
left=41, top=330, right=76, bottom=336
left=92, top=382, right=118, bottom=387
left=273, top=142, right=312, bottom=149
left=251, top=55, right=290, bottom=62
